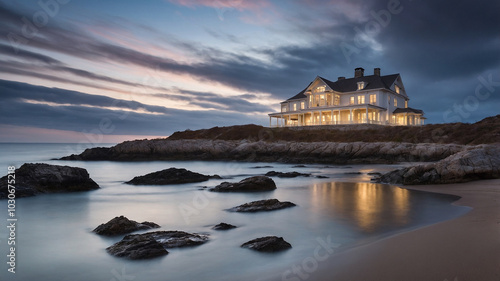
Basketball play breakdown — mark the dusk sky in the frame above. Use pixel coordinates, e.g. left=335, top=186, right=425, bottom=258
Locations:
left=0, top=0, right=499, bottom=143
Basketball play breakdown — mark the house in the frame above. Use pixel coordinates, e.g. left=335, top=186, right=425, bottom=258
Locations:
left=268, top=67, right=425, bottom=127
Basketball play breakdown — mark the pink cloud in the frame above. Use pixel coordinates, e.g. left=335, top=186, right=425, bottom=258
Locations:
left=168, top=0, right=270, bottom=11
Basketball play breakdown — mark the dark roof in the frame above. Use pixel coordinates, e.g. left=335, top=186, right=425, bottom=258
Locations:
left=320, top=74, right=400, bottom=92
left=393, top=107, right=424, bottom=114
left=284, top=74, right=400, bottom=102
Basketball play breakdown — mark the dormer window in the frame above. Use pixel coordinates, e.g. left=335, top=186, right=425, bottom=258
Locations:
left=357, top=82, right=365, bottom=90
left=395, top=85, right=401, bottom=94
left=314, top=86, right=326, bottom=93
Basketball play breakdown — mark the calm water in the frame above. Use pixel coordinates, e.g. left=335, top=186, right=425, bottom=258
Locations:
left=0, top=143, right=468, bottom=281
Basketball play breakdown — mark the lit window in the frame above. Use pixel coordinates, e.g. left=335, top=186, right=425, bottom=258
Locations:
left=350, top=96, right=355, bottom=105
left=394, top=98, right=398, bottom=107
left=301, top=101, right=305, bottom=109
left=370, top=94, right=376, bottom=104
left=320, top=94, right=325, bottom=106
left=314, top=86, right=326, bottom=93
left=282, top=105, right=287, bottom=112
left=293, top=103, right=297, bottom=111
left=334, top=95, right=340, bottom=106
left=395, top=85, right=400, bottom=94
left=358, top=95, right=365, bottom=104
left=357, top=82, right=365, bottom=90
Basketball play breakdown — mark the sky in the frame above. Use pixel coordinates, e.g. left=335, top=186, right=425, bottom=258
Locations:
left=0, top=0, right=499, bottom=143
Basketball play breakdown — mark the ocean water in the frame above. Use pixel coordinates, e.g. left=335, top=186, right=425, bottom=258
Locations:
left=0, top=143, right=469, bottom=281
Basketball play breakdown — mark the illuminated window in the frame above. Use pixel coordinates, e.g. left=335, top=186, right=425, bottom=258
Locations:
left=293, top=103, right=297, bottom=111
left=282, top=105, right=287, bottom=112
left=314, top=86, right=326, bottom=93
left=334, top=95, right=340, bottom=106
left=394, top=98, right=398, bottom=107
left=395, top=85, right=400, bottom=94
left=357, top=82, right=365, bottom=90
left=301, top=101, right=305, bottom=109
left=350, top=96, right=355, bottom=105
left=369, top=94, right=376, bottom=104
left=358, top=95, right=365, bottom=104
left=315, top=95, right=320, bottom=106
left=320, top=94, right=325, bottom=106
left=404, top=100, right=408, bottom=108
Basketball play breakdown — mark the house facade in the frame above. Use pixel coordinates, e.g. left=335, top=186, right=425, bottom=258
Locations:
left=269, top=67, right=425, bottom=127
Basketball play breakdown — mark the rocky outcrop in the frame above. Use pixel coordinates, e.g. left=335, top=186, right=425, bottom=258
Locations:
left=126, top=168, right=221, bottom=185
left=377, top=145, right=500, bottom=185
left=210, top=176, right=276, bottom=192
left=212, top=222, right=237, bottom=230
left=60, top=139, right=466, bottom=164
left=0, top=163, right=99, bottom=199
left=228, top=199, right=296, bottom=212
left=241, top=236, right=292, bottom=252
left=265, top=171, right=310, bottom=178
left=107, top=231, right=209, bottom=259
left=93, top=216, right=160, bottom=236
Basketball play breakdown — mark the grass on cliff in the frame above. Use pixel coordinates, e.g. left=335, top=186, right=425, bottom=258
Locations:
left=167, top=115, right=500, bottom=145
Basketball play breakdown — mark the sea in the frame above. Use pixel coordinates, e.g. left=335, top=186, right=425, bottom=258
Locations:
left=0, top=143, right=469, bottom=281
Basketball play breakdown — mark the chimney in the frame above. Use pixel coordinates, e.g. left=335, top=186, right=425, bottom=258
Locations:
left=354, top=67, right=364, bottom=78
left=337, top=76, right=345, bottom=81
left=374, top=67, right=381, bottom=76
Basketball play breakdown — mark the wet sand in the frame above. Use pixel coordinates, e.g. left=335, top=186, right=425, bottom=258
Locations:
left=307, top=179, right=500, bottom=281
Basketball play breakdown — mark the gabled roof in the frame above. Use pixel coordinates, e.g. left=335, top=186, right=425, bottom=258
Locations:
left=319, top=74, right=400, bottom=93
left=393, top=107, right=424, bottom=114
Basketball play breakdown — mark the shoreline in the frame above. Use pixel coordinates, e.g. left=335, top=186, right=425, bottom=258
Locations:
left=304, top=178, right=500, bottom=281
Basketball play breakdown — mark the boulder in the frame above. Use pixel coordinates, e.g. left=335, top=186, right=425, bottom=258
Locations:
left=210, top=176, right=276, bottom=192
left=93, top=216, right=160, bottom=236
left=107, top=231, right=209, bottom=259
left=212, top=222, right=237, bottom=230
left=228, top=199, right=296, bottom=212
left=126, top=168, right=221, bottom=185
left=0, top=163, right=99, bottom=199
left=377, top=145, right=500, bottom=185
left=241, top=236, right=292, bottom=252
left=265, top=171, right=310, bottom=178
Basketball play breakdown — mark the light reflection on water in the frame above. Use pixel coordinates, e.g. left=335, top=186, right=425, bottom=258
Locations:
left=0, top=144, right=469, bottom=281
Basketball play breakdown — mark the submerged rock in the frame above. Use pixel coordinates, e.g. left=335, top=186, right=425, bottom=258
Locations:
left=210, top=176, right=276, bottom=192
left=265, top=171, right=310, bottom=178
left=93, top=216, right=160, bottom=236
left=241, top=236, right=292, bottom=252
left=212, top=222, right=237, bottom=230
left=126, top=168, right=221, bottom=185
left=0, top=163, right=99, bottom=199
left=377, top=145, right=500, bottom=185
left=107, top=231, right=209, bottom=259
left=228, top=199, right=296, bottom=212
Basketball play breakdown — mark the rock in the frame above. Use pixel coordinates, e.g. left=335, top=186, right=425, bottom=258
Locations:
left=126, top=168, right=221, bottom=185
left=212, top=222, right=237, bottom=230
left=251, top=166, right=274, bottom=169
left=344, top=172, right=362, bottom=175
left=316, top=175, right=329, bottom=178
left=93, top=216, right=160, bottom=236
left=292, top=165, right=306, bottom=168
left=107, top=231, right=209, bottom=259
left=367, top=172, right=382, bottom=176
left=210, top=176, right=276, bottom=192
left=228, top=199, right=296, bottom=212
left=0, top=163, right=99, bottom=199
left=377, top=145, right=500, bottom=185
left=265, top=171, right=310, bottom=178
left=241, top=236, right=292, bottom=252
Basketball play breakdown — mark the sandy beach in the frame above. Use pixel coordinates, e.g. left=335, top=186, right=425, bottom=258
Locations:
left=303, top=179, right=500, bottom=281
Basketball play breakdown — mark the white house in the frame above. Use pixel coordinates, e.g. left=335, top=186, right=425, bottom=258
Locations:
left=269, top=67, right=425, bottom=127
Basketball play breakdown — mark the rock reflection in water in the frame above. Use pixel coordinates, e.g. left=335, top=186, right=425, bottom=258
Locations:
left=310, top=182, right=410, bottom=233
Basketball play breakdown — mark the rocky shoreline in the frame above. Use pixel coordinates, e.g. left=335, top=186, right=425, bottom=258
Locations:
left=61, top=139, right=467, bottom=164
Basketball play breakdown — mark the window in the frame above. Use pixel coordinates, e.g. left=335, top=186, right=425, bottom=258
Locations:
left=315, top=95, right=320, bottom=106
left=357, top=82, right=365, bottom=90
left=358, top=95, right=365, bottom=104
left=334, top=95, right=340, bottom=106
left=309, top=95, right=313, bottom=104
left=300, top=101, right=305, bottom=109
left=404, top=100, right=408, bottom=108
left=369, top=94, right=376, bottom=104
left=293, top=103, right=297, bottom=111
left=350, top=96, right=355, bottom=105
left=314, top=86, right=326, bottom=93
left=320, top=94, right=325, bottom=106
left=395, top=85, right=400, bottom=94
left=394, top=98, right=398, bottom=107
left=282, top=105, right=287, bottom=112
